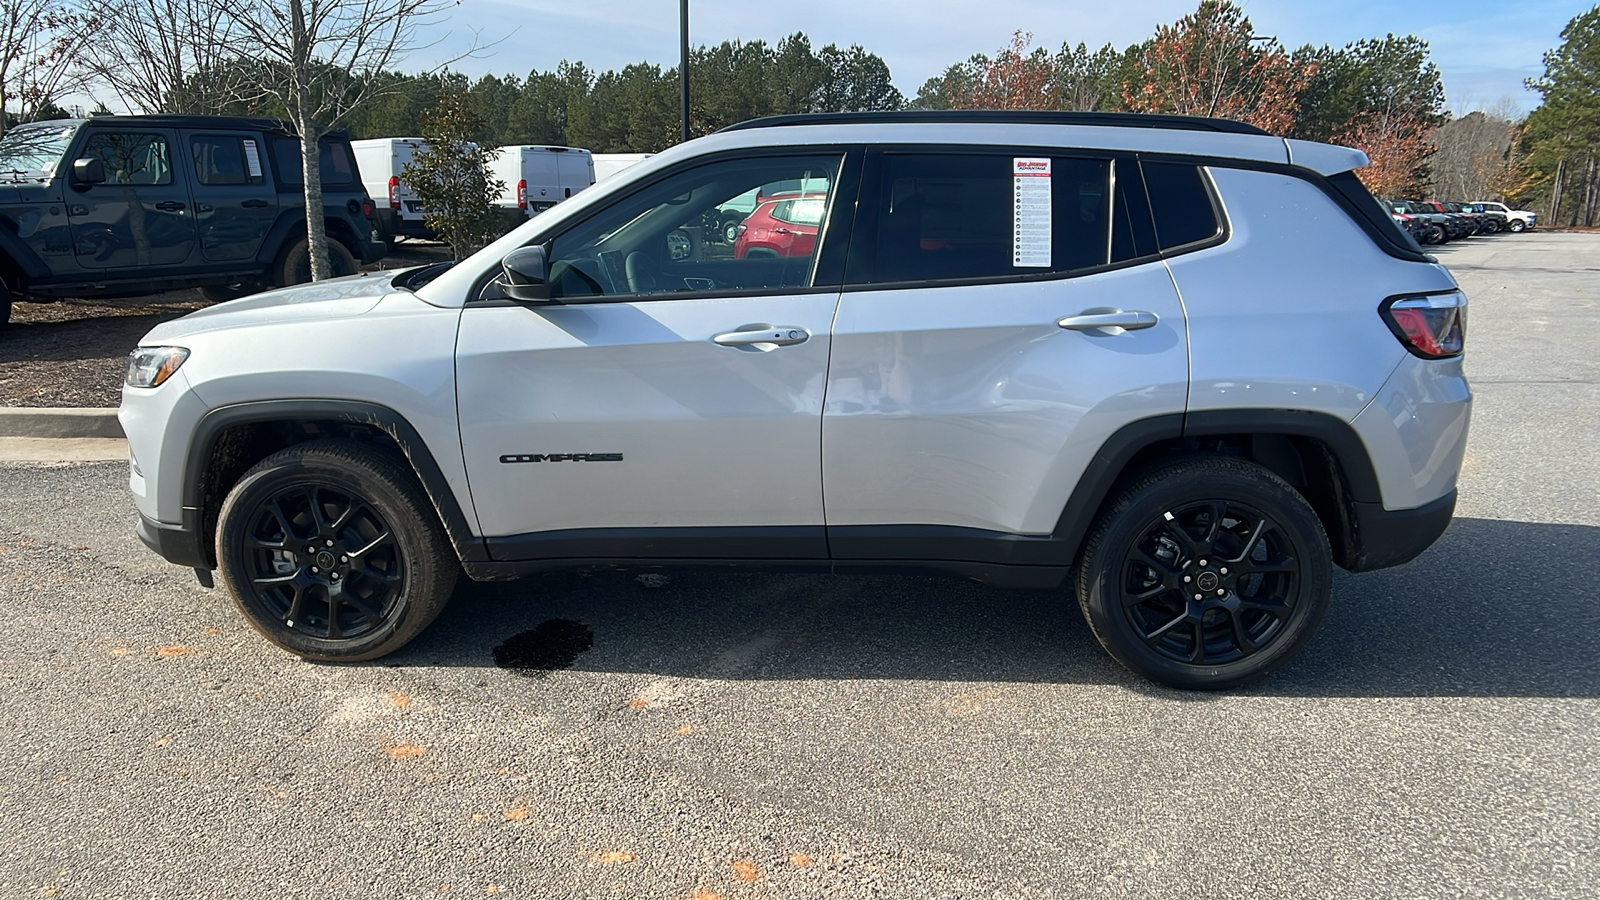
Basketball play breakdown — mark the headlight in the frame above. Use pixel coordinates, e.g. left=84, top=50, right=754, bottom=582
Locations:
left=125, top=346, right=189, bottom=388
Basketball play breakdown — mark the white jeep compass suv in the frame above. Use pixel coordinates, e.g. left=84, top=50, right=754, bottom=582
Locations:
left=120, top=112, right=1471, bottom=689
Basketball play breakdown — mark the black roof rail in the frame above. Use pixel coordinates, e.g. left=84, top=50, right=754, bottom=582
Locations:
left=717, top=110, right=1272, bottom=137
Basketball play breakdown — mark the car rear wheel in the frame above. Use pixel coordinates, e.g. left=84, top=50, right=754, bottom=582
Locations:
left=276, top=237, right=358, bottom=287
left=216, top=439, right=458, bottom=661
left=1075, top=457, right=1332, bottom=690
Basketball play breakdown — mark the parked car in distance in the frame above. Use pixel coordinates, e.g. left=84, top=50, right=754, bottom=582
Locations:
left=1382, top=200, right=1432, bottom=245
left=351, top=138, right=432, bottom=242
left=0, top=115, right=384, bottom=325
left=1386, top=199, right=1450, bottom=244
left=1455, top=202, right=1506, bottom=233
left=1471, top=200, right=1537, bottom=232
left=592, top=152, right=655, bottom=182
left=1413, top=200, right=1474, bottom=240
left=489, top=145, right=594, bottom=218
left=121, top=110, right=1470, bottom=692
left=733, top=192, right=826, bottom=258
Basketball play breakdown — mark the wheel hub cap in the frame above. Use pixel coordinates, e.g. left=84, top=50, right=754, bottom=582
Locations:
left=1195, top=570, right=1220, bottom=592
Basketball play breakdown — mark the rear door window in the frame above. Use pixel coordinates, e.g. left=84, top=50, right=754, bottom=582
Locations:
left=191, top=135, right=262, bottom=185
left=1141, top=161, right=1222, bottom=250
left=847, top=152, right=1117, bottom=286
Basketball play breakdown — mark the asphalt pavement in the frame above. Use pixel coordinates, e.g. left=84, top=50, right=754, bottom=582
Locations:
left=1, top=233, right=1596, bottom=899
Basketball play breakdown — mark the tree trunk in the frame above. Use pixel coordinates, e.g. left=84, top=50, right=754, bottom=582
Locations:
left=1551, top=157, right=1566, bottom=225
left=1584, top=155, right=1598, bottom=228
left=298, top=110, right=330, bottom=282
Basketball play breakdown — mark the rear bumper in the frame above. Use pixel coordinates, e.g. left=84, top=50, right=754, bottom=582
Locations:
left=1343, top=489, right=1456, bottom=572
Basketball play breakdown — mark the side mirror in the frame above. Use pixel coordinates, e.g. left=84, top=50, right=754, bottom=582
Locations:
left=72, top=157, right=106, bottom=184
left=500, top=245, right=550, bottom=302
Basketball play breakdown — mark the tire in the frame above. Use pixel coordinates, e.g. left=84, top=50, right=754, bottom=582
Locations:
left=1075, top=457, right=1332, bottom=690
left=1509, top=220, right=1526, bottom=233
left=275, top=237, right=358, bottom=287
left=722, top=217, right=741, bottom=245
left=199, top=282, right=263, bottom=303
left=215, top=439, right=459, bottom=661
left=1428, top=225, right=1448, bottom=244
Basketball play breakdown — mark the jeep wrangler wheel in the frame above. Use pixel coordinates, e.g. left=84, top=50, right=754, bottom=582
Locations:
left=216, top=439, right=458, bottom=661
left=1076, top=457, right=1331, bottom=690
left=276, top=237, right=358, bottom=287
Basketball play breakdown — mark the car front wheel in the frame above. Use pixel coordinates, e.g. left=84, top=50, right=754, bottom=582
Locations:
left=216, top=439, right=458, bottom=661
left=1076, top=457, right=1332, bottom=690
left=1509, top=220, right=1526, bottom=233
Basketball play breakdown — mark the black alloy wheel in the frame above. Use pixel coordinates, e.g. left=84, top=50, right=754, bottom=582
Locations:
left=1118, top=499, right=1297, bottom=666
left=240, top=481, right=403, bottom=641
left=216, top=440, right=457, bottom=661
left=1076, top=457, right=1331, bottom=690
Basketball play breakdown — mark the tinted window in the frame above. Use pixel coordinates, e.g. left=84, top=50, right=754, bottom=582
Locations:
left=273, top=138, right=355, bottom=186
left=540, top=154, right=842, bottom=301
left=853, top=153, right=1112, bottom=284
left=1112, top=159, right=1157, bottom=262
left=81, top=132, right=172, bottom=186
left=191, top=135, right=259, bottom=185
left=1142, top=161, right=1220, bottom=250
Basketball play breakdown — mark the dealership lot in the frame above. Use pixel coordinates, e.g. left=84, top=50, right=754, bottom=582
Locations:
left=1, top=233, right=1596, bottom=898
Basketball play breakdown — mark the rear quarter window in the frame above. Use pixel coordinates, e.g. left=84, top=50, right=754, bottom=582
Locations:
left=273, top=137, right=356, bottom=187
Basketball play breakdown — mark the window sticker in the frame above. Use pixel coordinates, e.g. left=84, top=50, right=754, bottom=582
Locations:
left=1013, top=157, right=1051, bottom=267
left=243, top=139, right=262, bottom=178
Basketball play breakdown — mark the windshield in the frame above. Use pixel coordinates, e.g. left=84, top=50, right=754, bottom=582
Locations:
left=0, top=123, right=77, bottom=181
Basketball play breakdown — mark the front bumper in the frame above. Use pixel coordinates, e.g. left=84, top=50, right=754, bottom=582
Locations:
left=137, top=511, right=209, bottom=569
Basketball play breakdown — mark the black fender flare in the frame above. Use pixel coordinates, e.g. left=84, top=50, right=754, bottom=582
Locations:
left=1048, top=408, right=1384, bottom=566
left=184, top=399, right=487, bottom=564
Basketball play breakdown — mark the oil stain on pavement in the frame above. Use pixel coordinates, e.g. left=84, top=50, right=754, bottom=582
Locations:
left=493, top=619, right=595, bottom=677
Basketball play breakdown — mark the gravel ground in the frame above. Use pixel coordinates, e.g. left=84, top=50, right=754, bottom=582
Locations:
left=0, top=233, right=1596, bottom=898
left=0, top=242, right=452, bottom=408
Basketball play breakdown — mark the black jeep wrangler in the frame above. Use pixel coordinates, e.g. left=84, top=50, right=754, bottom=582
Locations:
left=0, top=115, right=386, bottom=326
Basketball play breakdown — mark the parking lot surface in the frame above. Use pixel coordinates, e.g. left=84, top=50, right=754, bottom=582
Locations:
left=1, top=233, right=1597, bottom=899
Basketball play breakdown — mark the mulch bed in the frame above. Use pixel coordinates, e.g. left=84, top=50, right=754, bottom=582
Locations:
left=0, top=242, right=451, bottom=409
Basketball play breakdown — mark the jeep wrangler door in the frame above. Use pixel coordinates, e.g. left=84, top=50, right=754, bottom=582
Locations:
left=455, top=151, right=858, bottom=560
left=66, top=128, right=196, bottom=269
left=183, top=131, right=278, bottom=262
left=823, top=150, right=1190, bottom=559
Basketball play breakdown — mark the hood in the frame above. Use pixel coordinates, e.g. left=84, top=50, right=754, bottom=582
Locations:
left=141, top=270, right=395, bottom=344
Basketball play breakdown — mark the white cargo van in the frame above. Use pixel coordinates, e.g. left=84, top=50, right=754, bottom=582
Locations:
left=350, top=137, right=433, bottom=241
left=592, top=152, right=655, bottom=182
left=489, top=145, right=594, bottom=218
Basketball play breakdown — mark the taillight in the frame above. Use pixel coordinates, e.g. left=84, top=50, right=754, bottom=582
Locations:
left=517, top=179, right=527, bottom=209
left=387, top=175, right=399, bottom=209
left=362, top=200, right=373, bottom=218
left=1382, top=291, right=1466, bottom=359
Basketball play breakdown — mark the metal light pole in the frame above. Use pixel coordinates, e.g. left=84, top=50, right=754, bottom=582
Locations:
left=679, top=0, right=690, bottom=143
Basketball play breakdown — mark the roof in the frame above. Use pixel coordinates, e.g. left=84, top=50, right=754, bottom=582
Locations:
left=44, top=115, right=350, bottom=139
left=719, top=111, right=1272, bottom=136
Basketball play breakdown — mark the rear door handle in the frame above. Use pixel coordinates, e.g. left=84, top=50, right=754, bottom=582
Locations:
left=712, top=325, right=810, bottom=348
left=1057, top=308, right=1159, bottom=332
left=241, top=199, right=270, bottom=208
left=155, top=200, right=185, bottom=212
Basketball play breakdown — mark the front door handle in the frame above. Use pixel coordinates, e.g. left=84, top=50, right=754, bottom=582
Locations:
left=155, top=200, right=186, bottom=212
left=712, top=325, right=810, bottom=348
left=241, top=199, right=270, bottom=208
left=1057, top=308, right=1159, bottom=332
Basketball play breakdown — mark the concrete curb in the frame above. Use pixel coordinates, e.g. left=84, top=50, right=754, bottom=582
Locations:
left=0, top=408, right=123, bottom=439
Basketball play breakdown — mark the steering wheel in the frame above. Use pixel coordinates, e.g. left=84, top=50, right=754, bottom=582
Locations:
left=624, top=251, right=659, bottom=293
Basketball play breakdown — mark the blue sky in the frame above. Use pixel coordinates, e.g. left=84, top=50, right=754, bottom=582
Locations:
left=422, top=0, right=1597, bottom=115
